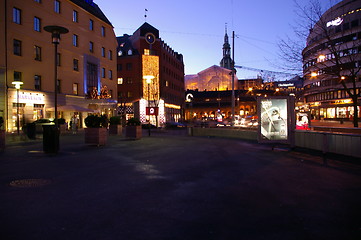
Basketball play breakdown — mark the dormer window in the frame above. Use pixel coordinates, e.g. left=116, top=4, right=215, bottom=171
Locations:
left=128, top=49, right=132, bottom=55
left=118, top=50, right=122, bottom=56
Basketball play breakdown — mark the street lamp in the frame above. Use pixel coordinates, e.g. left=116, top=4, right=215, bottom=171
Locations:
left=11, top=80, right=23, bottom=135
left=44, top=25, right=68, bottom=129
left=44, top=25, right=68, bottom=153
left=144, top=75, right=154, bottom=136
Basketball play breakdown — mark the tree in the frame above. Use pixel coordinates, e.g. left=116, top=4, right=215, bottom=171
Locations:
left=279, top=0, right=360, bottom=127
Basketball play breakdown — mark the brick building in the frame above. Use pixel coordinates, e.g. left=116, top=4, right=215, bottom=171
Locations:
left=116, top=22, right=185, bottom=126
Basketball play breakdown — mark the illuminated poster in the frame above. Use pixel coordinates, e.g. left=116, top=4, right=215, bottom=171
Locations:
left=258, top=97, right=289, bottom=142
left=296, top=112, right=310, bottom=130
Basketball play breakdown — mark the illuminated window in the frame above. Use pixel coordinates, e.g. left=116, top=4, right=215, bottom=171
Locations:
left=13, top=8, right=21, bottom=24
left=34, top=17, right=41, bottom=32
left=89, top=19, right=94, bottom=30
left=127, top=91, right=133, bottom=98
left=117, top=78, right=123, bottom=84
left=144, top=49, right=150, bottom=55
left=54, top=0, right=60, bottom=13
left=118, top=51, right=123, bottom=56
left=72, top=34, right=78, bottom=47
left=73, top=83, right=78, bottom=95
left=128, top=49, right=132, bottom=55
left=73, top=10, right=78, bottom=22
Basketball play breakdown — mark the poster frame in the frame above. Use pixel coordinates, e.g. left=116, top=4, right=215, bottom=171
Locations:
left=257, top=96, right=295, bottom=144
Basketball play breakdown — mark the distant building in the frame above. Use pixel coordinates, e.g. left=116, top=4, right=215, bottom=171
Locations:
left=185, top=65, right=237, bottom=91
left=116, top=22, right=185, bottom=125
left=0, top=0, right=118, bottom=132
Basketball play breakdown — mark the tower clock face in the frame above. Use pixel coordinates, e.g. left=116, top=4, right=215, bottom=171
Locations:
left=145, top=33, right=155, bottom=44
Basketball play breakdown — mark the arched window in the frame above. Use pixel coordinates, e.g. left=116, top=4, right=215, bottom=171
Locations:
left=127, top=49, right=132, bottom=55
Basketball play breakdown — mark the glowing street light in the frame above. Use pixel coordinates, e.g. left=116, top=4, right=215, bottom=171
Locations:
left=12, top=80, right=23, bottom=135
left=143, top=75, right=155, bottom=136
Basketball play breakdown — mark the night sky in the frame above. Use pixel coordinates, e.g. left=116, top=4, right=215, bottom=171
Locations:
left=98, top=0, right=342, bottom=77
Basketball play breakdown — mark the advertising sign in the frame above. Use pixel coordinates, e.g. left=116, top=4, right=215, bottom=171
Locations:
left=258, top=97, right=294, bottom=143
left=146, top=107, right=158, bottom=116
left=296, top=112, right=310, bottom=130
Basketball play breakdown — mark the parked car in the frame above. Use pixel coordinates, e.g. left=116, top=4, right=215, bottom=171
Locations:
left=165, top=122, right=186, bottom=129
left=32, top=119, right=55, bottom=133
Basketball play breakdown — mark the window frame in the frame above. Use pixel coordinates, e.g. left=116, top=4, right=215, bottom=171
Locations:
left=89, top=41, right=94, bottom=53
left=34, top=75, right=41, bottom=90
left=34, top=16, right=41, bottom=32
left=72, top=34, right=78, bottom=47
left=89, top=19, right=94, bottom=31
left=54, top=0, right=61, bottom=13
left=13, top=39, right=22, bottom=56
left=73, top=59, right=79, bottom=71
left=72, top=10, right=78, bottom=22
left=34, top=45, right=42, bottom=61
left=13, top=7, right=21, bottom=24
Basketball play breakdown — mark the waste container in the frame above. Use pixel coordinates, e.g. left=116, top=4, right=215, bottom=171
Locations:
left=26, top=122, right=36, bottom=140
left=43, top=125, right=59, bottom=154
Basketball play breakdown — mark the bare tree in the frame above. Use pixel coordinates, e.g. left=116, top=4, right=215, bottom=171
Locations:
left=280, top=0, right=360, bottom=127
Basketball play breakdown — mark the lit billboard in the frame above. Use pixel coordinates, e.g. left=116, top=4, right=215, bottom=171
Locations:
left=257, top=97, right=294, bottom=143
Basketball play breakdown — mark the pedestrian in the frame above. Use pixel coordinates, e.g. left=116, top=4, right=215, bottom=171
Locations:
left=71, top=115, right=78, bottom=134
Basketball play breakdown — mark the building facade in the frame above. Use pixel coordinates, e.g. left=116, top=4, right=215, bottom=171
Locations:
left=0, top=0, right=117, bottom=132
left=302, top=0, right=361, bottom=120
left=116, top=23, right=185, bottom=126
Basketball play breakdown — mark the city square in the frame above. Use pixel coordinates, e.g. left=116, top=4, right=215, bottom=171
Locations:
left=0, top=131, right=360, bottom=239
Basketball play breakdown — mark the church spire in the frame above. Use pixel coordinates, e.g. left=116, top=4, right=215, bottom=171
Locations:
left=220, top=24, right=232, bottom=70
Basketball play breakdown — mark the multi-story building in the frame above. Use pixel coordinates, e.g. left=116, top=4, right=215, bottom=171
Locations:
left=116, top=22, right=185, bottom=125
left=0, top=0, right=117, bottom=132
left=302, top=0, right=361, bottom=120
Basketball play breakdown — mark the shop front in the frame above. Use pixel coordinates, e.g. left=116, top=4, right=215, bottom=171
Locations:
left=8, top=89, right=47, bottom=132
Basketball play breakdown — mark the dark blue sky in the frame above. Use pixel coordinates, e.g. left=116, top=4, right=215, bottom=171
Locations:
left=99, top=0, right=342, bottom=78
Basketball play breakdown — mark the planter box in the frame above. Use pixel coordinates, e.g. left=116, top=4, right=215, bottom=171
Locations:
left=0, top=130, right=5, bottom=151
left=84, top=128, right=108, bottom=145
left=126, top=126, right=142, bottom=139
left=109, top=125, right=122, bottom=135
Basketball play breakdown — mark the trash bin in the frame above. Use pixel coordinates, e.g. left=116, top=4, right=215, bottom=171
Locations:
left=43, top=125, right=59, bottom=154
left=26, top=122, right=36, bottom=140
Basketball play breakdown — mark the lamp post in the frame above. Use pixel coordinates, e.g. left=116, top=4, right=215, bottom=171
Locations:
left=144, top=75, right=154, bottom=136
left=44, top=25, right=68, bottom=129
left=11, top=80, right=23, bottom=135
left=44, top=25, right=68, bottom=153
